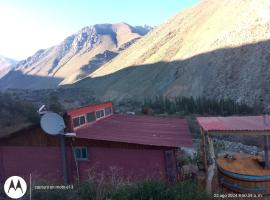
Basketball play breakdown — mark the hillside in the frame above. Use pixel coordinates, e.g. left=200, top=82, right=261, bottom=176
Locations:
left=0, top=55, right=17, bottom=79
left=0, top=92, right=38, bottom=136
left=72, top=0, right=270, bottom=105
left=0, top=23, right=151, bottom=89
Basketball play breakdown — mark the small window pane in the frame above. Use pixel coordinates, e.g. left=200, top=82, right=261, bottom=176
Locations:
left=73, top=117, right=80, bottom=127
left=75, top=148, right=81, bottom=159
left=100, top=110, right=105, bottom=117
left=87, top=112, right=96, bottom=122
left=80, top=116, right=85, bottom=125
left=74, top=147, right=88, bottom=160
left=96, top=110, right=101, bottom=118
left=105, top=107, right=112, bottom=115
left=81, top=148, right=87, bottom=159
left=73, top=116, right=86, bottom=127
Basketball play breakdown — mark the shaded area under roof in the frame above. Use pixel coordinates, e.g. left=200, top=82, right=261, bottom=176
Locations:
left=197, top=115, right=270, bottom=133
left=75, top=114, right=192, bottom=148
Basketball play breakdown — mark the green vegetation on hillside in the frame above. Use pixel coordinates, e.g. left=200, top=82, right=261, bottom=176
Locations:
left=143, top=96, right=260, bottom=116
left=46, top=93, right=65, bottom=113
left=0, top=91, right=39, bottom=136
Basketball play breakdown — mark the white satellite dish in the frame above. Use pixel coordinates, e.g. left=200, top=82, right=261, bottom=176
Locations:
left=40, top=112, right=66, bottom=135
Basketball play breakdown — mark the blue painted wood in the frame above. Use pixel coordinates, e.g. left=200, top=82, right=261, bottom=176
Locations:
left=218, top=165, right=270, bottom=181
left=220, top=177, right=266, bottom=192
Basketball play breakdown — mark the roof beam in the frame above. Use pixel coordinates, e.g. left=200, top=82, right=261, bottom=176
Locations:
left=206, top=130, right=270, bottom=136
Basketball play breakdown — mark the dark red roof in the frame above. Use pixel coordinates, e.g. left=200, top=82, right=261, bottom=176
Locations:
left=75, top=114, right=192, bottom=148
left=197, top=115, right=270, bottom=132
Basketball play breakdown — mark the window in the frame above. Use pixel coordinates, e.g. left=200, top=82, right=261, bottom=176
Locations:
left=73, top=115, right=86, bottom=128
left=86, top=112, right=96, bottom=122
left=105, top=107, right=112, bottom=116
left=74, top=147, right=88, bottom=160
left=100, top=110, right=105, bottom=117
left=80, top=116, right=85, bottom=124
left=96, top=109, right=105, bottom=119
left=73, top=117, right=80, bottom=127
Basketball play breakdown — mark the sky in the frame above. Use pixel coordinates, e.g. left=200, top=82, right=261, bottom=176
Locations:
left=0, top=0, right=200, bottom=60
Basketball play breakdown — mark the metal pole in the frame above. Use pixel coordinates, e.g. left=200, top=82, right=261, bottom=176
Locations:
left=70, top=141, right=80, bottom=185
left=60, top=133, right=68, bottom=184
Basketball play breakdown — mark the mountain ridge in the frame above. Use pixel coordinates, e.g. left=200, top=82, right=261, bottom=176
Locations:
left=0, top=23, right=152, bottom=89
left=0, top=55, right=17, bottom=79
left=71, top=0, right=270, bottom=105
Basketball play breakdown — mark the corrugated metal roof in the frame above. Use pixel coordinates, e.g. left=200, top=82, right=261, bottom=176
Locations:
left=197, top=115, right=270, bottom=132
left=75, top=114, right=192, bottom=148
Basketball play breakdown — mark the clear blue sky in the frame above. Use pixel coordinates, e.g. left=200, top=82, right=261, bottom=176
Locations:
left=0, top=0, right=200, bottom=60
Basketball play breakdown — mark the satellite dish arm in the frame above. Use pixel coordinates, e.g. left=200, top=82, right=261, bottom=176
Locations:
left=37, top=105, right=48, bottom=115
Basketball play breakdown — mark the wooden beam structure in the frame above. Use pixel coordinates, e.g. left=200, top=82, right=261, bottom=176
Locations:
left=207, top=131, right=270, bottom=136
left=197, top=115, right=270, bottom=197
left=200, top=128, right=208, bottom=172
left=264, top=135, right=270, bottom=168
left=206, top=136, right=215, bottom=194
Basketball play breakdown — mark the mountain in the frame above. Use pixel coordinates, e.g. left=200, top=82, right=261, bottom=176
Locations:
left=0, top=23, right=151, bottom=89
left=0, top=56, right=17, bottom=79
left=72, top=0, right=270, bottom=105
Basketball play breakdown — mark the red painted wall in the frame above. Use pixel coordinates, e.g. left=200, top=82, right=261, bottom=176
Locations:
left=0, top=146, right=63, bottom=183
left=0, top=103, right=180, bottom=184
left=66, top=101, right=113, bottom=131
left=67, top=102, right=113, bottom=118
left=0, top=145, right=175, bottom=184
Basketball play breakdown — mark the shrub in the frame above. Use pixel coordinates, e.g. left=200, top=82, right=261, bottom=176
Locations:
left=76, top=181, right=99, bottom=200
left=169, top=181, right=214, bottom=200
left=109, top=181, right=214, bottom=200
left=0, top=180, right=216, bottom=200
left=31, top=189, right=74, bottom=200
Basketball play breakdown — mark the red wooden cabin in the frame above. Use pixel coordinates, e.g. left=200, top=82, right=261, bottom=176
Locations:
left=0, top=102, right=192, bottom=184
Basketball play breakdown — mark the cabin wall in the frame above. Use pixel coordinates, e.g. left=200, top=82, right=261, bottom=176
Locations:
left=0, top=145, right=176, bottom=184
left=67, top=102, right=113, bottom=117
left=72, top=138, right=177, bottom=182
left=76, top=147, right=168, bottom=182
left=0, top=129, right=178, bottom=184
left=0, top=145, right=75, bottom=184
left=67, top=101, right=113, bottom=131
left=0, top=146, right=61, bottom=182
left=0, top=126, right=60, bottom=146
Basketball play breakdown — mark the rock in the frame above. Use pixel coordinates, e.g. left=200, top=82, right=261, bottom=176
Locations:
left=181, top=164, right=199, bottom=178
left=192, top=138, right=263, bottom=156
left=181, top=147, right=196, bottom=159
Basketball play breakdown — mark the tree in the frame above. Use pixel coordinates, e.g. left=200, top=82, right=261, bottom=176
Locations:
left=47, top=93, right=64, bottom=113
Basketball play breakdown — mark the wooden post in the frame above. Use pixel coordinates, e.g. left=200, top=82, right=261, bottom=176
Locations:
left=201, top=128, right=208, bottom=171
left=264, top=135, right=269, bottom=168
left=206, top=136, right=215, bottom=194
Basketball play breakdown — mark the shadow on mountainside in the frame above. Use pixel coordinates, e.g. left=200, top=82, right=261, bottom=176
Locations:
left=66, top=39, right=270, bottom=105
left=1, top=40, right=270, bottom=106
left=0, top=70, right=64, bottom=90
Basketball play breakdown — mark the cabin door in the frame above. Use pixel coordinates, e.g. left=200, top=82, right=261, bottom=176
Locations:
left=164, top=150, right=177, bottom=183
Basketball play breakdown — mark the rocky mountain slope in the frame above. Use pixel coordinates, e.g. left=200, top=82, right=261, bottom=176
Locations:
left=0, top=55, right=17, bottom=79
left=72, top=0, right=270, bottom=105
left=0, top=23, right=151, bottom=89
